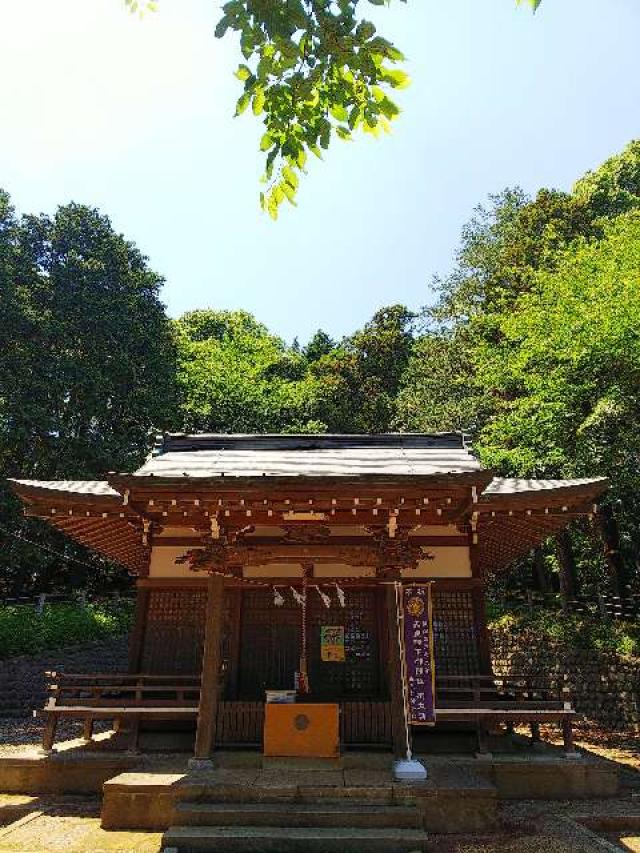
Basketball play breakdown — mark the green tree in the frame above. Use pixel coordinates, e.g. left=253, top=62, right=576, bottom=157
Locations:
left=397, top=141, right=640, bottom=595
left=475, top=210, right=640, bottom=586
left=476, top=211, right=640, bottom=481
left=174, top=309, right=323, bottom=433
left=404, top=142, right=640, bottom=439
left=573, top=140, right=640, bottom=220
left=393, top=327, right=491, bottom=434
left=304, top=329, right=336, bottom=363
left=0, top=202, right=177, bottom=477
left=0, top=194, right=178, bottom=595
left=311, top=304, right=415, bottom=431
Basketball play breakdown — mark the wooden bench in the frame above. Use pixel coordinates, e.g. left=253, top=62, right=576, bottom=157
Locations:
left=39, top=672, right=200, bottom=754
left=435, top=674, right=580, bottom=756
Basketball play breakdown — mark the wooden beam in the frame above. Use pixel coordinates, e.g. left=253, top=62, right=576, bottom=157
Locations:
left=152, top=534, right=470, bottom=548
left=193, top=574, right=225, bottom=761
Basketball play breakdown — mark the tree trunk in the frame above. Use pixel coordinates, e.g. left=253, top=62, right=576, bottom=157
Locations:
left=594, top=505, right=624, bottom=599
left=556, top=529, right=578, bottom=601
left=532, top=547, right=550, bottom=594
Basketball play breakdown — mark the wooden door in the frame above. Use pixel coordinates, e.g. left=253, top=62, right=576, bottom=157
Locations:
left=238, top=589, right=301, bottom=699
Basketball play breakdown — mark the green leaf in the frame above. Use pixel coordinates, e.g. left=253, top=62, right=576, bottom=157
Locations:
left=235, top=64, right=251, bottom=81
left=329, top=104, right=349, bottom=123
left=252, top=88, right=266, bottom=116
left=281, top=182, right=298, bottom=206
left=215, top=15, right=231, bottom=38
left=260, top=132, right=274, bottom=151
left=282, top=166, right=299, bottom=190
left=235, top=92, right=251, bottom=116
left=378, top=96, right=400, bottom=120
left=516, top=0, right=543, bottom=10
left=381, top=68, right=410, bottom=89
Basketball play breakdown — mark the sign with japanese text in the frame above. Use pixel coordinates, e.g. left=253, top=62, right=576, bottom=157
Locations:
left=320, top=625, right=346, bottom=662
left=402, top=585, right=436, bottom=725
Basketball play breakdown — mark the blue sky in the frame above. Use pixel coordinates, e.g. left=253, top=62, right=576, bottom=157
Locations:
left=1, top=0, right=638, bottom=344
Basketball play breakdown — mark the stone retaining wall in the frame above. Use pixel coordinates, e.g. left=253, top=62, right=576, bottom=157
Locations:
left=0, top=635, right=129, bottom=717
left=490, top=628, right=640, bottom=732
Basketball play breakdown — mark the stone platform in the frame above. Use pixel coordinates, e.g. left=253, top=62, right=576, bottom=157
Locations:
left=102, top=753, right=498, bottom=835
left=0, top=739, right=619, bottom=849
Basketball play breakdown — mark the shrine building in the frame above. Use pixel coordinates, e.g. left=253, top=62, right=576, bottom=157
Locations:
left=10, top=433, right=607, bottom=768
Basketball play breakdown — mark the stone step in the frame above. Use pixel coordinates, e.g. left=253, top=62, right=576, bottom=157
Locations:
left=175, top=800, right=423, bottom=829
left=162, top=824, right=430, bottom=853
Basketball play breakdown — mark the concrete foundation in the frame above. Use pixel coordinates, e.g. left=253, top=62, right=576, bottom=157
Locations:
left=466, top=754, right=619, bottom=799
left=101, top=759, right=498, bottom=835
left=0, top=745, right=618, bottom=838
left=0, top=751, right=137, bottom=795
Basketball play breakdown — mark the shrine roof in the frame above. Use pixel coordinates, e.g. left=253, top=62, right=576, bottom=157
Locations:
left=131, top=432, right=483, bottom=479
left=483, top=477, right=606, bottom=497
left=10, top=479, right=119, bottom=498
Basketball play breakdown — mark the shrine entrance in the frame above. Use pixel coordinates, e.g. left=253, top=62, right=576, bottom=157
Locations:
left=235, top=586, right=386, bottom=703
left=238, top=590, right=301, bottom=699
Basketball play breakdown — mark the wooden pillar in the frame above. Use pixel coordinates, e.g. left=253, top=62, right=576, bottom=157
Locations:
left=472, top=585, right=493, bottom=675
left=193, top=574, right=225, bottom=761
left=128, top=587, right=150, bottom=673
left=385, top=583, right=410, bottom=759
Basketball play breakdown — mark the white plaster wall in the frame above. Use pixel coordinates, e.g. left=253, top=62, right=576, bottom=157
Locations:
left=149, top=546, right=195, bottom=578
left=402, top=546, right=471, bottom=578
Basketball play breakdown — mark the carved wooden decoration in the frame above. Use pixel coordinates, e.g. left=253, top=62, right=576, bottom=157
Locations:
left=177, top=522, right=433, bottom=580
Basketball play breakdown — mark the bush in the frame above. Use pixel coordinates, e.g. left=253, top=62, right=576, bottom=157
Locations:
left=487, top=603, right=640, bottom=658
left=0, top=601, right=134, bottom=659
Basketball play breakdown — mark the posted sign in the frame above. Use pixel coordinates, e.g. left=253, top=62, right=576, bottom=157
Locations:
left=320, top=625, right=346, bottom=662
left=402, top=585, right=436, bottom=725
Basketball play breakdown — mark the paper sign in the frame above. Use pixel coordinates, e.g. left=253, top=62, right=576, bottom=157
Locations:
left=320, top=625, right=345, bottom=662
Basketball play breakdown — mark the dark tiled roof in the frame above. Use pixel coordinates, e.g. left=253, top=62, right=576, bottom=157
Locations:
left=132, top=432, right=482, bottom=479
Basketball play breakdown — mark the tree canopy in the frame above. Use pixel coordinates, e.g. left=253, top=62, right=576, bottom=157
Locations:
left=0, top=194, right=177, bottom=595
left=4, top=137, right=640, bottom=604
left=397, top=139, right=640, bottom=591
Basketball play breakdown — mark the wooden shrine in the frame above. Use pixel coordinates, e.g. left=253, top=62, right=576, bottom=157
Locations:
left=10, top=433, right=608, bottom=762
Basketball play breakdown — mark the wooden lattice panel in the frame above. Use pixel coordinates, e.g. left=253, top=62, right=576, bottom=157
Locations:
left=307, top=588, right=381, bottom=700
left=432, top=590, right=481, bottom=676
left=341, top=701, right=392, bottom=745
left=237, top=589, right=302, bottom=698
left=141, top=589, right=207, bottom=674
left=236, top=587, right=383, bottom=701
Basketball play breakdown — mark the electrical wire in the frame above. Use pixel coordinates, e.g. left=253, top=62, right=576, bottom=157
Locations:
left=0, top=524, right=106, bottom=570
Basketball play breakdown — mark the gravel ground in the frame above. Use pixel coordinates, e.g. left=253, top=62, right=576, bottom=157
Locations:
left=0, top=717, right=114, bottom=755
